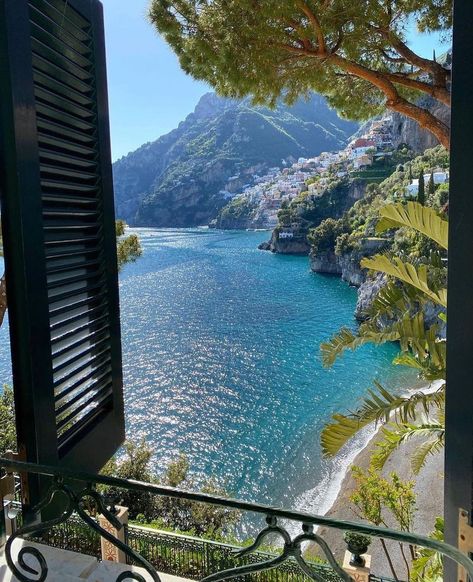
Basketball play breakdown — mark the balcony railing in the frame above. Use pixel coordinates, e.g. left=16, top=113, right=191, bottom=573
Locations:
left=1, top=457, right=473, bottom=582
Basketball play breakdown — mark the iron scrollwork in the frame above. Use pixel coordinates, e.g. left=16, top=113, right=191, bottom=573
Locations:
left=5, top=476, right=161, bottom=582
left=202, top=515, right=353, bottom=582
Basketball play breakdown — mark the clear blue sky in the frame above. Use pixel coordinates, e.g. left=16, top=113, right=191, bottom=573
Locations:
left=101, top=1, right=449, bottom=161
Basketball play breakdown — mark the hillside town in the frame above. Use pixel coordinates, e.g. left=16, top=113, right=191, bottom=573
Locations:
left=217, top=115, right=397, bottom=228
left=217, top=114, right=449, bottom=231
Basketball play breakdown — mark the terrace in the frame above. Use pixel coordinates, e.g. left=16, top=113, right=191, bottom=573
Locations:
left=0, top=1, right=472, bottom=581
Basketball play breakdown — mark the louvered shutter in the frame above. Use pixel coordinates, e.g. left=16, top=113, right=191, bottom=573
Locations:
left=0, top=0, right=124, bottom=512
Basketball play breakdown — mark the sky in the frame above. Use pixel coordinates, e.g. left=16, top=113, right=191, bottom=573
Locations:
left=101, top=0, right=449, bottom=162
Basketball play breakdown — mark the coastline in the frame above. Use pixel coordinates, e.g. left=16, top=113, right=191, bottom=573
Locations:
left=314, top=380, right=444, bottom=576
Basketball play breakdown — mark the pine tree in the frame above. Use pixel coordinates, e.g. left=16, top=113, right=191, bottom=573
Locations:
left=149, top=1, right=452, bottom=149
left=417, top=170, right=425, bottom=205
left=428, top=171, right=436, bottom=196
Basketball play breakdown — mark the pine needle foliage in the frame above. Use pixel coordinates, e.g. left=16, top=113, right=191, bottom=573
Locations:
left=148, top=1, right=452, bottom=147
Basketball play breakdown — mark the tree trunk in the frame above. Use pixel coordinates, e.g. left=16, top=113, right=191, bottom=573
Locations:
left=330, top=54, right=451, bottom=150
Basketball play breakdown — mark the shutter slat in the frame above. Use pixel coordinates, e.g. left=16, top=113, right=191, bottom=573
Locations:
left=33, top=53, right=92, bottom=94
left=39, top=149, right=98, bottom=170
left=56, top=384, right=113, bottom=432
left=41, top=180, right=100, bottom=194
left=55, top=377, right=113, bottom=418
left=29, top=0, right=92, bottom=38
left=53, top=351, right=111, bottom=392
left=38, top=118, right=97, bottom=147
left=31, top=37, right=93, bottom=82
left=53, top=338, right=110, bottom=377
left=50, top=299, right=109, bottom=333
left=52, top=326, right=110, bottom=362
left=29, top=6, right=93, bottom=55
left=34, top=70, right=94, bottom=108
left=41, top=164, right=98, bottom=181
left=30, top=21, right=93, bottom=69
left=36, top=102, right=96, bottom=132
left=54, top=361, right=112, bottom=404
left=57, top=393, right=113, bottom=448
left=51, top=312, right=108, bottom=344
left=35, top=86, right=95, bottom=121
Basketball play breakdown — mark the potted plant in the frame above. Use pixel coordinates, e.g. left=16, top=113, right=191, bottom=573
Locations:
left=343, top=531, right=372, bottom=567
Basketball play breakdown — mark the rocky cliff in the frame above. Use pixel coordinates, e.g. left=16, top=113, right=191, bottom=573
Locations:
left=310, top=237, right=387, bottom=289
left=391, top=97, right=450, bottom=153
left=113, top=93, right=359, bottom=227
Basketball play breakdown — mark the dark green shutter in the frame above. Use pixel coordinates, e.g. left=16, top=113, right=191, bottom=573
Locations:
left=0, top=0, right=124, bottom=512
left=445, top=2, right=473, bottom=580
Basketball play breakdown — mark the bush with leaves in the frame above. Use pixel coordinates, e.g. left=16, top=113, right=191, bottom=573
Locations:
left=101, top=443, right=240, bottom=538
left=350, top=466, right=417, bottom=581
left=101, top=440, right=157, bottom=520
left=0, top=385, right=16, bottom=457
left=308, top=218, right=348, bottom=255
left=116, top=220, right=143, bottom=272
left=411, top=517, right=444, bottom=582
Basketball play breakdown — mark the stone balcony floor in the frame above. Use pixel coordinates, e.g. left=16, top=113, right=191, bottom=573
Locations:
left=0, top=538, right=193, bottom=582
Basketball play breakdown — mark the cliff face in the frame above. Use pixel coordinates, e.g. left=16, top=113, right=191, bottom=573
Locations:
left=392, top=97, right=450, bottom=153
left=113, top=93, right=358, bottom=227
left=310, top=238, right=387, bottom=290
left=262, top=230, right=311, bottom=254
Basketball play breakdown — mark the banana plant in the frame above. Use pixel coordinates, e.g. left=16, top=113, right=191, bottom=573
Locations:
left=320, top=202, right=448, bottom=473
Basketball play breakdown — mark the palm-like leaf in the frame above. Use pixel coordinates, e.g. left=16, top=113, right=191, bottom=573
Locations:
left=371, top=417, right=445, bottom=473
left=321, top=383, right=444, bottom=457
left=361, top=254, right=447, bottom=307
left=366, top=279, right=421, bottom=319
left=320, top=324, right=401, bottom=368
left=376, top=202, right=448, bottom=250
left=321, top=312, right=444, bottom=375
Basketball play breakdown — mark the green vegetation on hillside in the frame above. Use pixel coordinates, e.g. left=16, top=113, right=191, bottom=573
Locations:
left=277, top=178, right=352, bottom=232
left=214, top=196, right=257, bottom=229
left=308, top=146, right=449, bottom=264
left=102, top=441, right=240, bottom=539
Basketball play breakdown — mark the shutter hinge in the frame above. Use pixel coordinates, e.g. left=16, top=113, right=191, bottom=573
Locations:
left=458, top=509, right=473, bottom=582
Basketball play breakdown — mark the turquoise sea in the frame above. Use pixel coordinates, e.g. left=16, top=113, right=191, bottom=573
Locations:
left=0, top=229, right=416, bottom=517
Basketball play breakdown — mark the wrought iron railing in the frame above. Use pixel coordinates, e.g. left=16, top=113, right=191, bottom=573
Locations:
left=1, top=457, right=472, bottom=582
left=37, top=516, right=349, bottom=582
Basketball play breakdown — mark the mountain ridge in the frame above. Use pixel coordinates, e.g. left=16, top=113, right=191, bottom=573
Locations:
left=113, top=93, right=359, bottom=227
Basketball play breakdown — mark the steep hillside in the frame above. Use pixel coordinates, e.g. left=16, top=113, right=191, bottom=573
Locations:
left=113, top=93, right=359, bottom=227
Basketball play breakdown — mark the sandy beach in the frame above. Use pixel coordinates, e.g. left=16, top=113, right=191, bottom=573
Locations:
left=315, top=382, right=444, bottom=580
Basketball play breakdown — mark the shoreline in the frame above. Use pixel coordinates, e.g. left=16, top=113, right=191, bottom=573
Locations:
left=313, top=379, right=444, bottom=576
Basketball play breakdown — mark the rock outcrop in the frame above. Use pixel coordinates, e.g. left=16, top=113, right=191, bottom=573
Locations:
left=391, top=97, right=450, bottom=153
left=264, top=229, right=311, bottom=254
left=309, top=238, right=388, bottom=292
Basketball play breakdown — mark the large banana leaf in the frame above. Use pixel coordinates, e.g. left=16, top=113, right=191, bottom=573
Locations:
left=321, top=383, right=444, bottom=457
left=371, top=418, right=445, bottom=473
left=376, top=201, right=448, bottom=250
left=322, top=311, right=444, bottom=372
left=320, top=324, right=401, bottom=367
left=361, top=254, right=447, bottom=307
